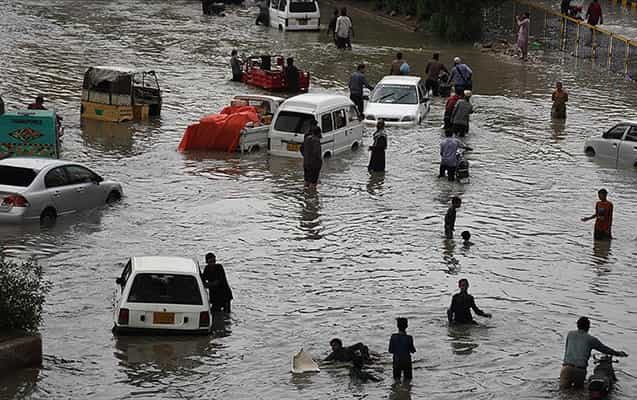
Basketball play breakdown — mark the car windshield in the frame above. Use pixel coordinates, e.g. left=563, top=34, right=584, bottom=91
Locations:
left=274, top=111, right=314, bottom=134
left=370, top=84, right=418, bottom=105
left=289, top=0, right=317, bottom=12
left=127, top=273, right=203, bottom=305
left=0, top=166, right=38, bottom=187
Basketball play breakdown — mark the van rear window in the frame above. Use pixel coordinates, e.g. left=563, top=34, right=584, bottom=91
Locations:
left=127, top=273, right=203, bottom=305
left=274, top=111, right=314, bottom=134
left=0, top=166, right=37, bottom=187
left=290, top=1, right=317, bottom=12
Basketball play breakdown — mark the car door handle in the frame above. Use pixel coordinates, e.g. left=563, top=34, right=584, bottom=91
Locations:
left=52, top=191, right=62, bottom=198
left=612, top=144, right=617, bottom=147
left=76, top=188, right=84, bottom=193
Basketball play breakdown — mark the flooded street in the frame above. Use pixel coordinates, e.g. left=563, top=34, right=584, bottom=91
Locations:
left=1, top=0, right=637, bottom=399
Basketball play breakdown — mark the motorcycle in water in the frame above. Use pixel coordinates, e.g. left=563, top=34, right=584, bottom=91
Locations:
left=589, top=355, right=617, bottom=400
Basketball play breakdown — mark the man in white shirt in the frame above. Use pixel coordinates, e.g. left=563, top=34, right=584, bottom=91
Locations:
left=335, top=8, right=353, bottom=49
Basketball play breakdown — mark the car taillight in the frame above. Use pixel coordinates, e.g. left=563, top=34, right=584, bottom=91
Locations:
left=2, top=194, right=29, bottom=207
left=118, top=308, right=129, bottom=325
left=199, top=311, right=210, bottom=327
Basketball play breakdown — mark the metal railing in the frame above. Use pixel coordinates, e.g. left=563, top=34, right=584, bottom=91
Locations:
left=501, top=0, right=637, bottom=79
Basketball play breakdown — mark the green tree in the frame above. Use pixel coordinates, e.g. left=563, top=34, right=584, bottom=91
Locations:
left=0, top=258, right=51, bottom=333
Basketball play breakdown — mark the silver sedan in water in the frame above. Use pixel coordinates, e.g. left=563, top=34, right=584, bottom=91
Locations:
left=0, top=157, right=123, bottom=225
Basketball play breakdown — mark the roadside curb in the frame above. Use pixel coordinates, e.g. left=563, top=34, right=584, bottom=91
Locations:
left=0, top=334, right=42, bottom=377
left=323, top=0, right=419, bottom=33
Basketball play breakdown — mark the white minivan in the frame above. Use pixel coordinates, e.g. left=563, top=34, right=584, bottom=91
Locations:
left=269, top=0, right=320, bottom=31
left=268, top=94, right=363, bottom=159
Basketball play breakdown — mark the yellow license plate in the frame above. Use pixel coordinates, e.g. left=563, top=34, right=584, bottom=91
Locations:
left=153, top=312, right=175, bottom=324
left=287, top=143, right=301, bottom=152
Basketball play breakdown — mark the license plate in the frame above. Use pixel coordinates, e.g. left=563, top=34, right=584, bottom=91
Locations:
left=153, top=312, right=175, bottom=324
left=287, top=143, right=301, bottom=152
left=298, top=19, right=308, bottom=25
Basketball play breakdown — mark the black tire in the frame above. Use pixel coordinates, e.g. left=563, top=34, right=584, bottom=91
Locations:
left=250, top=145, right=260, bottom=153
left=106, top=191, right=121, bottom=204
left=351, top=142, right=359, bottom=151
left=278, top=25, right=283, bottom=31
left=40, top=208, right=57, bottom=226
left=323, top=152, right=332, bottom=159
left=585, top=147, right=595, bottom=156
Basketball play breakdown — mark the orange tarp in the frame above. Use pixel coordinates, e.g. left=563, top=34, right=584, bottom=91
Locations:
left=178, top=106, right=260, bottom=152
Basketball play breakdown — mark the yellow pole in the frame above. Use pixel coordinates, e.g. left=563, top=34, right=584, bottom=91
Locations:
left=576, top=23, right=580, bottom=57
left=608, top=36, right=613, bottom=69
left=622, top=0, right=628, bottom=7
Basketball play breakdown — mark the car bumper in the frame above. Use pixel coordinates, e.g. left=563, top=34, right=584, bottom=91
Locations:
left=0, top=208, right=37, bottom=224
left=113, top=326, right=211, bottom=335
left=268, top=149, right=303, bottom=159
left=363, top=119, right=416, bottom=127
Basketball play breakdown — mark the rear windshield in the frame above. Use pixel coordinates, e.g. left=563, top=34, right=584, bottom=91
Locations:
left=127, top=273, right=203, bottom=305
left=0, top=166, right=37, bottom=187
left=289, top=0, right=317, bottom=12
left=274, top=111, right=314, bottom=134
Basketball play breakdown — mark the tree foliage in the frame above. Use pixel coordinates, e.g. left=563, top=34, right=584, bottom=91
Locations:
left=372, top=0, right=500, bottom=40
left=0, top=258, right=51, bottom=333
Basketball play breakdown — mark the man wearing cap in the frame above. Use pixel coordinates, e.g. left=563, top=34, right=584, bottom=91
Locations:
left=448, top=57, right=473, bottom=93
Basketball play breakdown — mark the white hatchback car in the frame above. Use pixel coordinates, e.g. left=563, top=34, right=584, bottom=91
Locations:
left=113, top=256, right=211, bottom=335
left=584, top=121, right=637, bottom=168
left=0, top=157, right=123, bottom=225
left=363, top=75, right=430, bottom=127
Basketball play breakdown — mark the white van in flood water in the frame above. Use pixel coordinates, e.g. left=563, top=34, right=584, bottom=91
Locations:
left=268, top=94, right=363, bottom=159
left=269, top=0, right=320, bottom=31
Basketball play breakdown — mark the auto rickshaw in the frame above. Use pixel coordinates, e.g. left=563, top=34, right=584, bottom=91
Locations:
left=0, top=110, right=62, bottom=159
left=80, top=66, right=162, bottom=123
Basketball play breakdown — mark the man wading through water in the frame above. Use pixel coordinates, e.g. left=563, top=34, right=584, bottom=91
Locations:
left=202, top=253, right=233, bottom=313
left=300, top=118, right=323, bottom=189
left=581, top=188, right=613, bottom=240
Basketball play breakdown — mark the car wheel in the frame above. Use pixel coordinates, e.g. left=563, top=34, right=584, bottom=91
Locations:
left=351, top=142, right=359, bottom=151
left=418, top=116, right=422, bottom=125
left=251, top=145, right=260, bottom=153
left=323, top=152, right=332, bottom=159
left=40, top=208, right=57, bottom=226
left=585, top=147, right=595, bottom=156
left=106, top=191, right=121, bottom=204
left=278, top=25, right=283, bottom=31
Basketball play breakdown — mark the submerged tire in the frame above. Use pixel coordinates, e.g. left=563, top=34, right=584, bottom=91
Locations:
left=106, top=191, right=121, bottom=204
left=585, top=147, right=595, bottom=156
left=351, top=142, right=359, bottom=151
left=40, top=208, right=57, bottom=226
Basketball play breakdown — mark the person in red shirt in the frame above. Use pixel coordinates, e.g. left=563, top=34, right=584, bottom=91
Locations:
left=443, top=88, right=461, bottom=133
left=586, top=0, right=603, bottom=26
left=27, top=96, right=46, bottom=110
left=581, top=188, right=613, bottom=240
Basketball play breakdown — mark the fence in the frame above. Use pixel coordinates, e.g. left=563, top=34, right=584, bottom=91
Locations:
left=497, top=0, right=637, bottom=79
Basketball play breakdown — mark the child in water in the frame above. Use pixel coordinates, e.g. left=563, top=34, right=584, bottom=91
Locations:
left=461, top=230, right=474, bottom=247
left=388, top=317, right=416, bottom=381
left=349, top=351, right=381, bottom=383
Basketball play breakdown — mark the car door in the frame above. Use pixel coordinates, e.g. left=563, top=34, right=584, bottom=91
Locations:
left=269, top=0, right=280, bottom=27
left=44, top=166, right=75, bottom=215
left=347, top=105, right=363, bottom=146
left=597, top=124, right=628, bottom=163
left=332, top=108, right=349, bottom=154
left=618, top=125, right=637, bottom=167
left=63, top=165, right=103, bottom=210
left=417, top=81, right=429, bottom=121
left=319, top=111, right=335, bottom=157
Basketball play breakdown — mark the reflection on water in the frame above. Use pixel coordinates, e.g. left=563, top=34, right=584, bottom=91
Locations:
left=1, top=0, right=637, bottom=398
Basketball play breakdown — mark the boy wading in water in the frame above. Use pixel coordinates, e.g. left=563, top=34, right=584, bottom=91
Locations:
left=581, top=188, right=613, bottom=240
left=444, top=197, right=462, bottom=239
left=388, top=317, right=416, bottom=382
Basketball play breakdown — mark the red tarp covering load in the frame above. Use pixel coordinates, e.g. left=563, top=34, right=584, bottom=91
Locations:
left=178, top=105, right=260, bottom=152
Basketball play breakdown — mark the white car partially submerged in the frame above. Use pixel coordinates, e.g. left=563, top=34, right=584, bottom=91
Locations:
left=363, top=75, right=430, bottom=127
left=113, top=256, right=211, bottom=335
left=584, top=121, right=637, bottom=168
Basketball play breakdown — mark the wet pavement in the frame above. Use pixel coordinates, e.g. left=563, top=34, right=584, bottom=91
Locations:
left=0, top=0, right=636, bottom=399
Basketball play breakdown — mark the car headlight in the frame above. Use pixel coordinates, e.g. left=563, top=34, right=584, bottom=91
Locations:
left=365, top=114, right=376, bottom=121
left=401, top=115, right=414, bottom=122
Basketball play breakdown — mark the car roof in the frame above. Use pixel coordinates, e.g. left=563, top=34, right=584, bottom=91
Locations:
left=131, top=256, right=199, bottom=274
left=617, top=120, right=637, bottom=126
left=0, top=157, right=68, bottom=170
left=281, top=93, right=352, bottom=112
left=92, top=65, right=138, bottom=73
left=378, top=75, right=422, bottom=85
left=234, top=94, right=285, bottom=103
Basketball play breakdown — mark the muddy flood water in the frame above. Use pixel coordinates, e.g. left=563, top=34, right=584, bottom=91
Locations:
left=1, top=0, right=636, bottom=399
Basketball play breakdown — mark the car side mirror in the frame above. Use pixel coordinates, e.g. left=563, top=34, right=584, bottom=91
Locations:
left=93, top=176, right=104, bottom=185
left=115, top=277, right=123, bottom=285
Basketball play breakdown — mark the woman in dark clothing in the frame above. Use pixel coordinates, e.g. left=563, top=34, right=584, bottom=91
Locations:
left=202, top=253, right=233, bottom=312
left=368, top=119, right=387, bottom=172
left=300, top=119, right=323, bottom=189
